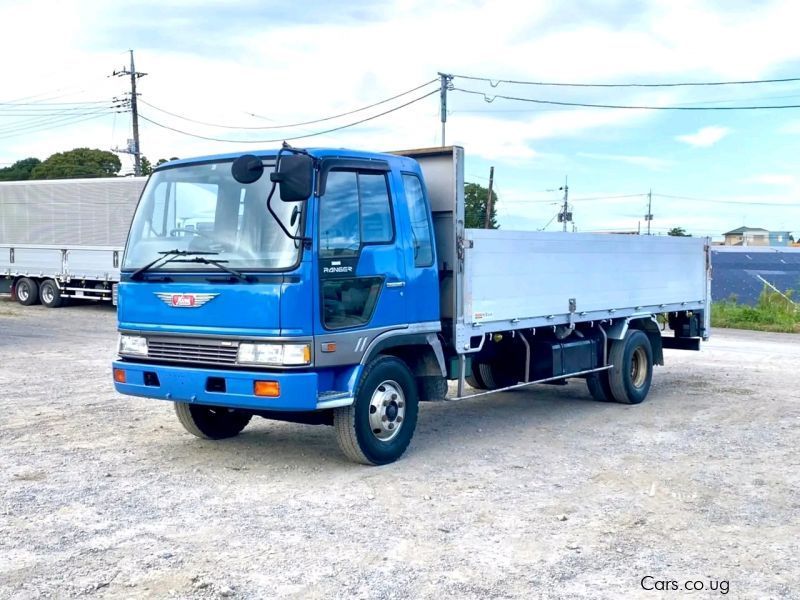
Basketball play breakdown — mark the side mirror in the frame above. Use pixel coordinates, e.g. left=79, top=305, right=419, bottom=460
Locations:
left=231, top=154, right=264, bottom=184
left=270, top=154, right=313, bottom=202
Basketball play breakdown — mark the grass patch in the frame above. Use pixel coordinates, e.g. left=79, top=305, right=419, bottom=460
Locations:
left=712, top=287, right=799, bottom=333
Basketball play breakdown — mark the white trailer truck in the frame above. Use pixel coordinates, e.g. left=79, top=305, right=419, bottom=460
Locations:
left=0, top=177, right=146, bottom=307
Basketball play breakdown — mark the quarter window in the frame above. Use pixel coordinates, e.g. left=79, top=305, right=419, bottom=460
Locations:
left=402, top=174, right=434, bottom=267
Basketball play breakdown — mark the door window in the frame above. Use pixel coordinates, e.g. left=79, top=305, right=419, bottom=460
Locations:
left=319, top=169, right=395, bottom=329
left=319, top=170, right=393, bottom=257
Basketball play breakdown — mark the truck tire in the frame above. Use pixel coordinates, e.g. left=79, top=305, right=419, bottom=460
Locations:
left=418, top=375, right=448, bottom=402
left=585, top=371, right=614, bottom=402
left=466, top=360, right=487, bottom=389
left=475, top=360, right=519, bottom=390
left=174, top=402, right=252, bottom=439
left=15, top=277, right=39, bottom=306
left=607, top=330, right=653, bottom=404
left=334, top=356, right=419, bottom=465
left=39, top=279, right=64, bottom=308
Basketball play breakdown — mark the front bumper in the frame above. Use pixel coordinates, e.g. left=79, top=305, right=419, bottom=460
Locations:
left=112, top=360, right=353, bottom=411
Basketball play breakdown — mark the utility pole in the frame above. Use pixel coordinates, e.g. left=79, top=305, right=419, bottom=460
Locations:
left=484, top=166, right=495, bottom=229
left=558, top=176, right=571, bottom=232
left=645, top=189, right=653, bottom=235
left=113, top=50, right=147, bottom=175
left=438, top=73, right=452, bottom=147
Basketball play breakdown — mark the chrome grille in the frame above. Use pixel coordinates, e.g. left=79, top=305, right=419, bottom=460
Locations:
left=146, top=337, right=239, bottom=365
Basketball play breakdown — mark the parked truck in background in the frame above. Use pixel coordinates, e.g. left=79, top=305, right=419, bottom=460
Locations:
left=111, top=146, right=710, bottom=465
left=0, top=177, right=146, bottom=307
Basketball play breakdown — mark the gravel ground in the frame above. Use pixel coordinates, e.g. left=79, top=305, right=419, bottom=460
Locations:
left=1, top=297, right=798, bottom=599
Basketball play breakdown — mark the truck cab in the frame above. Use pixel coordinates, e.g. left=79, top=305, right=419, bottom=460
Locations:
left=113, top=147, right=447, bottom=465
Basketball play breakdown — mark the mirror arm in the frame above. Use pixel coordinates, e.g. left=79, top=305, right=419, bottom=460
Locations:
left=264, top=143, right=314, bottom=242
left=266, top=180, right=308, bottom=242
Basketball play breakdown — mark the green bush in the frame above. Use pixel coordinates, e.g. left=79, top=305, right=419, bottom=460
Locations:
left=712, top=287, right=799, bottom=333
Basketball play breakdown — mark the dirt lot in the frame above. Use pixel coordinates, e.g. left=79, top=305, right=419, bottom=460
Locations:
left=1, top=297, right=798, bottom=599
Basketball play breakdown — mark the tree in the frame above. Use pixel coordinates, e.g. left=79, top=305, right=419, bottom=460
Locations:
left=140, top=156, right=153, bottom=176
left=30, top=148, right=121, bottom=179
left=0, top=157, right=41, bottom=181
left=465, top=182, right=499, bottom=229
left=155, top=157, right=179, bottom=167
left=667, top=227, right=691, bottom=237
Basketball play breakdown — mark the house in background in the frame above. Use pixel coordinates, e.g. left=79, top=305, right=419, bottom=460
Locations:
left=768, top=231, right=792, bottom=247
left=723, top=226, right=769, bottom=246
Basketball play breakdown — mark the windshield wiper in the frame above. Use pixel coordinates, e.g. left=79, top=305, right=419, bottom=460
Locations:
left=169, top=256, right=251, bottom=282
left=129, top=249, right=219, bottom=280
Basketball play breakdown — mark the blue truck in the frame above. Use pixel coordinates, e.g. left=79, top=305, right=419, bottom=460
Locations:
left=112, top=145, right=710, bottom=465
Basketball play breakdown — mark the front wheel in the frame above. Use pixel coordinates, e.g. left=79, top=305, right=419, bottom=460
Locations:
left=174, top=402, right=252, bottom=439
left=334, top=356, right=419, bottom=465
left=607, top=330, right=653, bottom=404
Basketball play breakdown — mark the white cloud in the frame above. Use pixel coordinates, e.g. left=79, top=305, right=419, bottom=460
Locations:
left=577, top=152, right=673, bottom=170
left=675, top=126, right=731, bottom=147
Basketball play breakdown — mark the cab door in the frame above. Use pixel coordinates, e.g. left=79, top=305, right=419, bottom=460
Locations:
left=316, top=164, right=407, bottom=340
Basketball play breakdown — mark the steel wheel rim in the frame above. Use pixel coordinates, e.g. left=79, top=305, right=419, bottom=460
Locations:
left=368, top=380, right=405, bottom=442
left=41, top=285, right=54, bottom=304
left=631, top=346, right=648, bottom=388
left=18, top=283, right=29, bottom=301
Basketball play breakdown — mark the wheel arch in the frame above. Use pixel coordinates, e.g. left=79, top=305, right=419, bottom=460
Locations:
left=606, top=316, right=664, bottom=366
left=362, top=332, right=446, bottom=378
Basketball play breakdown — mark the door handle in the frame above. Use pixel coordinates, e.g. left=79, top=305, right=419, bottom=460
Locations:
left=385, top=280, right=406, bottom=288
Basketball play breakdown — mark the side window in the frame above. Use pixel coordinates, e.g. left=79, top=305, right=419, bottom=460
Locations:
left=322, top=277, right=383, bottom=330
left=359, top=173, right=393, bottom=243
left=402, top=174, right=434, bottom=267
left=320, top=171, right=359, bottom=258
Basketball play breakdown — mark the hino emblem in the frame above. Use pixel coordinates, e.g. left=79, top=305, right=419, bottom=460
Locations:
left=154, top=292, right=218, bottom=308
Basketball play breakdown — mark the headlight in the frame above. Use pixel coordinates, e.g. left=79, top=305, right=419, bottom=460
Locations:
left=237, top=343, right=311, bottom=366
left=119, top=334, right=148, bottom=356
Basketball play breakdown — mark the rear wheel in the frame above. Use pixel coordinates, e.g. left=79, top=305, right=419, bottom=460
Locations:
left=39, top=279, right=64, bottom=308
left=15, top=277, right=39, bottom=306
left=475, top=359, right=519, bottom=390
left=334, top=356, right=418, bottom=465
left=174, top=402, right=252, bottom=439
left=586, top=371, right=614, bottom=402
left=418, top=376, right=448, bottom=402
left=607, top=330, right=653, bottom=404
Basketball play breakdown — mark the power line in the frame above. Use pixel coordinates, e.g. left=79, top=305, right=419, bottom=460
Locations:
left=0, top=111, right=113, bottom=141
left=0, top=99, right=111, bottom=106
left=138, top=89, right=438, bottom=144
left=0, top=107, right=119, bottom=135
left=453, top=87, right=800, bottom=110
left=452, top=73, right=800, bottom=88
left=139, top=79, right=438, bottom=130
left=653, top=193, right=800, bottom=206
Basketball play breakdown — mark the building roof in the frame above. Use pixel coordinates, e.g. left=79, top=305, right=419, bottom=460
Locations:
left=723, top=226, right=768, bottom=235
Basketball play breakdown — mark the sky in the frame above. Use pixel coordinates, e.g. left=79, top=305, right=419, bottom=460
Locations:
left=1, top=0, right=799, bottom=240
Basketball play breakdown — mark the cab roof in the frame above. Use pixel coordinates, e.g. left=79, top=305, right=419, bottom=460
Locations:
left=155, top=147, right=416, bottom=171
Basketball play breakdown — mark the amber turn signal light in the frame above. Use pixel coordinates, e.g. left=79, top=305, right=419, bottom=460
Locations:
left=113, top=368, right=126, bottom=383
left=254, top=380, right=280, bottom=397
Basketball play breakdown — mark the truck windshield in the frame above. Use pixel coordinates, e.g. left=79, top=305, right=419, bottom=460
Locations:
left=122, top=160, right=303, bottom=272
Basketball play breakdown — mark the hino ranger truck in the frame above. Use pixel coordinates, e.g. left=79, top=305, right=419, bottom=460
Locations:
left=112, top=146, right=710, bottom=465
left=0, top=177, right=146, bottom=307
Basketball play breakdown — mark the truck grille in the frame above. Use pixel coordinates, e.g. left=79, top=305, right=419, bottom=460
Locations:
left=146, top=337, right=239, bottom=366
